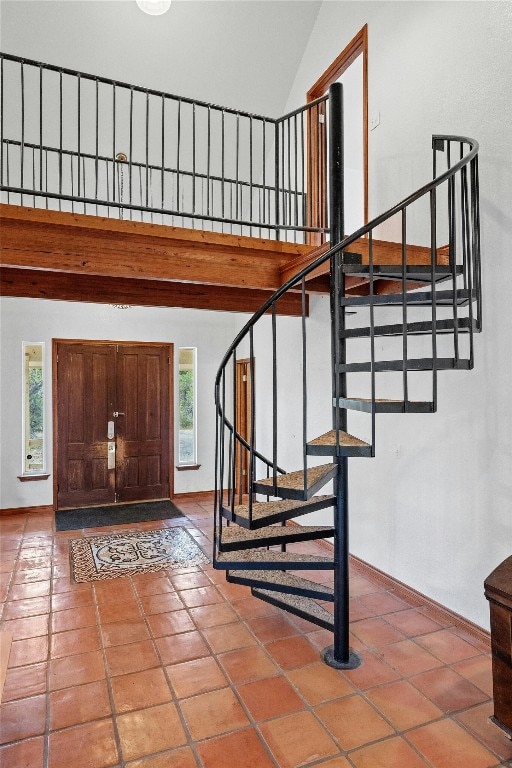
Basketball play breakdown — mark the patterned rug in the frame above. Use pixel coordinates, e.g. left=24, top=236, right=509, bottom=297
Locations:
left=69, top=527, right=209, bottom=583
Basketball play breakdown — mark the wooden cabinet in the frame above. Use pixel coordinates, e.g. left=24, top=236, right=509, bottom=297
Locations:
left=484, top=555, right=512, bottom=738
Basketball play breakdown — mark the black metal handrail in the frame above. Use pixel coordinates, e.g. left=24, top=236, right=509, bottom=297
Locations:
left=216, top=134, right=479, bottom=379
left=214, top=132, right=481, bottom=534
left=0, top=52, right=277, bottom=121
left=0, top=52, right=329, bottom=242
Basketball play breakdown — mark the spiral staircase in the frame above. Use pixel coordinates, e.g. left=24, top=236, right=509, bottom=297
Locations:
left=0, top=54, right=482, bottom=669
left=213, top=85, right=482, bottom=668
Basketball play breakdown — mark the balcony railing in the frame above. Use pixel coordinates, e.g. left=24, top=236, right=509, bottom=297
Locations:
left=0, top=53, right=329, bottom=243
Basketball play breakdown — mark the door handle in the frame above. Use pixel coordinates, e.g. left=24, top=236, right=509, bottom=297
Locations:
left=113, top=411, right=125, bottom=418
left=107, top=441, right=116, bottom=469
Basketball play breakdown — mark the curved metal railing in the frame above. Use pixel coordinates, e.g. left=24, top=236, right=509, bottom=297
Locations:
left=214, top=134, right=481, bottom=547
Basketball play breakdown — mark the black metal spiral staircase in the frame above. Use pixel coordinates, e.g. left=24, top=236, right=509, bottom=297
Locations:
left=213, top=83, right=482, bottom=669
left=0, top=54, right=481, bottom=670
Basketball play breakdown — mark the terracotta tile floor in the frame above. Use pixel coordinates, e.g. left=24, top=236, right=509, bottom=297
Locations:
left=1, top=496, right=511, bottom=768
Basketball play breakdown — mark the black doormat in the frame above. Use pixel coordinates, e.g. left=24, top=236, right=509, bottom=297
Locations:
left=55, top=500, right=184, bottom=532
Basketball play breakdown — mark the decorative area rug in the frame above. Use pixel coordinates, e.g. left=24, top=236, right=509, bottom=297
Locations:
left=69, top=527, right=209, bottom=583
left=56, top=500, right=184, bottom=532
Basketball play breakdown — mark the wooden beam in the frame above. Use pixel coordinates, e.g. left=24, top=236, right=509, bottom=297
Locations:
left=280, top=242, right=330, bottom=284
left=0, top=203, right=448, bottom=304
left=0, top=267, right=307, bottom=316
left=0, top=204, right=312, bottom=291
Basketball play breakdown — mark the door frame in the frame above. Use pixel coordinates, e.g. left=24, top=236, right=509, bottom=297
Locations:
left=52, top=338, right=174, bottom=509
left=235, top=358, right=253, bottom=500
left=307, top=24, right=369, bottom=242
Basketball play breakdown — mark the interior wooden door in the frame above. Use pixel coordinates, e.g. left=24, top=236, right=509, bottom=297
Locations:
left=56, top=343, right=116, bottom=509
left=115, top=345, right=170, bottom=503
left=306, top=25, right=368, bottom=243
left=55, top=341, right=171, bottom=509
left=235, top=358, right=253, bottom=499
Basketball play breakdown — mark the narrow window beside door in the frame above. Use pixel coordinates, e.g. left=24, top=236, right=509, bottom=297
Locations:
left=23, top=342, right=45, bottom=473
left=178, top=347, right=197, bottom=465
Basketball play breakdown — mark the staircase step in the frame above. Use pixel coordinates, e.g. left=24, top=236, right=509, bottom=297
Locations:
left=251, top=588, right=334, bottom=631
left=333, top=397, right=434, bottom=414
left=221, top=495, right=335, bottom=530
left=306, top=430, right=372, bottom=457
left=253, top=463, right=337, bottom=501
left=337, top=357, right=471, bottom=373
left=227, top=569, right=334, bottom=600
left=342, top=317, right=477, bottom=339
left=341, top=264, right=463, bottom=284
left=215, top=550, right=334, bottom=571
left=340, top=287, right=475, bottom=307
left=219, top=524, right=335, bottom=552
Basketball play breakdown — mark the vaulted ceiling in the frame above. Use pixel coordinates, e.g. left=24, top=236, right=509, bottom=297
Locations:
left=0, top=0, right=322, bottom=117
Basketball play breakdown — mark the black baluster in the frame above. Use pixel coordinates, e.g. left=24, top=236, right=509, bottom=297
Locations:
left=401, top=209, right=409, bottom=408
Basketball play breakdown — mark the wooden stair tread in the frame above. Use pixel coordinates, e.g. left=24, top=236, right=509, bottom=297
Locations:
left=255, top=463, right=335, bottom=492
left=222, top=495, right=336, bottom=530
left=228, top=569, right=334, bottom=600
left=252, top=588, right=334, bottom=631
left=308, top=430, right=369, bottom=448
left=216, top=550, right=334, bottom=569
left=220, top=524, right=334, bottom=544
left=225, top=497, right=333, bottom=521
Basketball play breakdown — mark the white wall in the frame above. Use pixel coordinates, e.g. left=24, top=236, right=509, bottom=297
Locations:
left=337, top=56, right=364, bottom=234
left=283, top=1, right=512, bottom=629
left=0, top=297, right=247, bottom=507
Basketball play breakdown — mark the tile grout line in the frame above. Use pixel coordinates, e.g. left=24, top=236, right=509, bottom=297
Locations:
left=51, top=520, right=123, bottom=767
left=123, top=533, right=220, bottom=768
left=164, top=523, right=281, bottom=768
left=44, top=518, right=56, bottom=768
left=92, top=571, right=128, bottom=768
left=208, top=564, right=356, bottom=765
left=204, top=516, right=501, bottom=767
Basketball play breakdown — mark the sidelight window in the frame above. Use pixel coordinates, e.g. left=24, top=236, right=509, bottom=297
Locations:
left=178, top=347, right=197, bottom=465
left=23, top=342, right=45, bottom=473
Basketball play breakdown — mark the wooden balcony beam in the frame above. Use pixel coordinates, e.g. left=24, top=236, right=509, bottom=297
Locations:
left=0, top=267, right=307, bottom=316
left=0, top=204, right=313, bottom=291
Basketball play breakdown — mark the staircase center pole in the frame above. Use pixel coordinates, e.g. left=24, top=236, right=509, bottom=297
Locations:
left=323, top=82, right=361, bottom=670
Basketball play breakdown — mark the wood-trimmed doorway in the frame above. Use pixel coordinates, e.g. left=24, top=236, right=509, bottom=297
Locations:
left=53, top=340, right=173, bottom=510
left=307, top=24, right=368, bottom=242
left=235, top=358, right=253, bottom=499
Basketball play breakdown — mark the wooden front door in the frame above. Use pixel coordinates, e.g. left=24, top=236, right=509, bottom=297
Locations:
left=55, top=341, right=171, bottom=509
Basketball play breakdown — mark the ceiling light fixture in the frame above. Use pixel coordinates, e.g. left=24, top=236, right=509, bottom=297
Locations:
left=136, top=0, right=171, bottom=16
